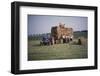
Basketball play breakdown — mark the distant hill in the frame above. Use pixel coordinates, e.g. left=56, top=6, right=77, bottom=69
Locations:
left=74, top=30, right=88, bottom=39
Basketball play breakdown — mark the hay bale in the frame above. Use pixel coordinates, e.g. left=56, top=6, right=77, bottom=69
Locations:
left=78, top=37, right=87, bottom=45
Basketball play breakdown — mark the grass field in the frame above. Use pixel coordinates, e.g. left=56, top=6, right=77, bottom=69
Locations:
left=28, top=39, right=88, bottom=61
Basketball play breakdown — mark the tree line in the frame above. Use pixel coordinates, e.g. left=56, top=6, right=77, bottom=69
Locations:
left=28, top=30, right=87, bottom=40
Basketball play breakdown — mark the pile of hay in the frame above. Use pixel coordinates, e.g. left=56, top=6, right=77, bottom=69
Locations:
left=77, top=37, right=87, bottom=45
left=70, top=37, right=87, bottom=45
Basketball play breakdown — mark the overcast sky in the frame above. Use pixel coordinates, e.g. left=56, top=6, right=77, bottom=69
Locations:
left=28, top=15, right=88, bottom=35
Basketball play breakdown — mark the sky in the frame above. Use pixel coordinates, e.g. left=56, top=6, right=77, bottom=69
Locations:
left=28, top=15, right=88, bottom=35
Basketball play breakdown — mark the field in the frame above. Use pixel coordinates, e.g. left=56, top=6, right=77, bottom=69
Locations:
left=28, top=39, right=88, bottom=61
